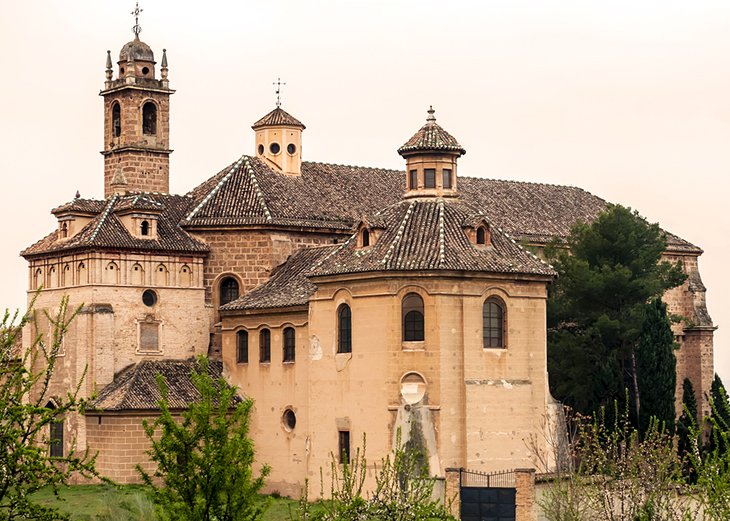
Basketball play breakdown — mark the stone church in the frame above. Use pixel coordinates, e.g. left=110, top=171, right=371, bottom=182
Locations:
left=20, top=21, right=715, bottom=495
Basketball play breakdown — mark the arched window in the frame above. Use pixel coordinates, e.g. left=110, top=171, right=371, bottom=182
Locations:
left=219, top=277, right=239, bottom=306
left=259, top=329, right=271, bottom=363
left=142, top=102, right=157, bottom=135
left=476, top=227, right=487, bottom=245
left=362, top=229, right=370, bottom=247
left=483, top=297, right=506, bottom=348
left=60, top=222, right=68, bottom=238
left=283, top=327, right=295, bottom=362
left=112, top=102, right=121, bottom=138
left=141, top=220, right=150, bottom=236
left=236, top=330, right=248, bottom=364
left=337, top=304, right=352, bottom=354
left=402, top=293, right=425, bottom=341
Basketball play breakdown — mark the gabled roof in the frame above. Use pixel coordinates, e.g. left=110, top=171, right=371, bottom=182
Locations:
left=183, top=155, right=700, bottom=254
left=221, top=245, right=337, bottom=311
left=398, top=107, right=466, bottom=156
left=310, top=198, right=556, bottom=277
left=22, top=193, right=209, bottom=258
left=90, top=359, right=239, bottom=411
left=251, top=107, right=305, bottom=130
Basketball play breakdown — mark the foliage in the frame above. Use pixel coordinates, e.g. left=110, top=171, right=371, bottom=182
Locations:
left=293, top=431, right=455, bottom=521
left=0, top=296, right=100, bottom=521
left=636, top=298, right=677, bottom=435
left=546, top=204, right=686, bottom=419
left=538, top=404, right=696, bottom=521
left=137, top=356, right=269, bottom=521
left=709, top=374, right=730, bottom=455
left=676, top=378, right=699, bottom=478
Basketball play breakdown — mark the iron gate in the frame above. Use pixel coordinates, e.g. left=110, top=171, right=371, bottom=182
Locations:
left=459, top=468, right=516, bottom=521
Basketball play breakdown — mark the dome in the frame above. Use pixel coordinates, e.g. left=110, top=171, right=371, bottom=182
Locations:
left=119, top=37, right=154, bottom=62
left=398, top=107, right=465, bottom=157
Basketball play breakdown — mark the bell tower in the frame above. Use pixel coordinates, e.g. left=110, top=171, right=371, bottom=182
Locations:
left=100, top=5, right=173, bottom=197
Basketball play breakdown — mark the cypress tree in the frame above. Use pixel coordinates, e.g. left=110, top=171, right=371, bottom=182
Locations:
left=709, top=374, right=730, bottom=454
left=677, top=378, right=698, bottom=463
left=636, top=298, right=676, bottom=435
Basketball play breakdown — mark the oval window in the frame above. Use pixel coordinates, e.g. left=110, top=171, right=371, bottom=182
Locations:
left=287, top=143, right=297, bottom=155
left=258, top=144, right=264, bottom=155
left=142, top=289, right=158, bottom=307
left=283, top=409, right=296, bottom=431
left=269, top=143, right=281, bottom=154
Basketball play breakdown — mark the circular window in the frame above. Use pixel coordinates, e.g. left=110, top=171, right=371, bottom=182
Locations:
left=287, top=143, right=297, bottom=155
left=142, top=66, right=150, bottom=75
left=142, top=289, right=158, bottom=307
left=258, top=144, right=264, bottom=155
left=269, top=143, right=281, bottom=155
left=282, top=409, right=296, bottom=431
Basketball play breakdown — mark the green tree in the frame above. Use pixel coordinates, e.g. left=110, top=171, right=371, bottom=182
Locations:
left=546, top=204, right=686, bottom=420
left=138, top=356, right=269, bottom=521
left=676, top=378, right=698, bottom=478
left=0, top=296, right=99, bottom=521
left=636, top=298, right=676, bottom=435
left=709, top=374, right=730, bottom=455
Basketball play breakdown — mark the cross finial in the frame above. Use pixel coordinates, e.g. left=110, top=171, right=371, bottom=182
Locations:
left=131, top=2, right=143, bottom=38
left=273, top=78, right=286, bottom=108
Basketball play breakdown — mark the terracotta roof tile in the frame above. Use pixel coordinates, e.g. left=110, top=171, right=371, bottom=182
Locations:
left=251, top=107, right=305, bottom=130
left=22, top=193, right=209, bottom=258
left=51, top=198, right=106, bottom=215
left=397, top=108, right=466, bottom=156
left=310, top=199, right=556, bottom=277
left=221, top=246, right=337, bottom=311
left=91, top=359, right=240, bottom=411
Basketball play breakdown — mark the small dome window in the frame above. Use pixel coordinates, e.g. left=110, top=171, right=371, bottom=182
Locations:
left=476, top=226, right=490, bottom=246
left=140, top=220, right=150, bottom=236
left=283, top=409, right=296, bottom=431
left=141, top=66, right=150, bottom=75
left=362, top=229, right=370, bottom=247
left=258, top=144, right=264, bottom=155
left=287, top=143, right=297, bottom=155
left=269, top=143, right=281, bottom=155
left=142, top=102, right=157, bottom=135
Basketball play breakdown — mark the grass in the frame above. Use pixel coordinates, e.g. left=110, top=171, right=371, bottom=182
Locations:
left=28, top=485, right=326, bottom=520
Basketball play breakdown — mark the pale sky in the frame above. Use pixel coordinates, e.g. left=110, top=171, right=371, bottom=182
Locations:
left=0, top=1, right=728, bottom=382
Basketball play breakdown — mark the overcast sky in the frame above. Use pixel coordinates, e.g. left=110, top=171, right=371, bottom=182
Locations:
left=0, top=0, right=728, bottom=381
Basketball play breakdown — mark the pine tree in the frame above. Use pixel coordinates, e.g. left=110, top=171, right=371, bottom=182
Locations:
left=546, top=205, right=686, bottom=419
left=636, top=298, right=676, bottom=435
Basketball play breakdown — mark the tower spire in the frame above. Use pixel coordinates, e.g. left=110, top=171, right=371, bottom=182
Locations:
left=131, top=2, right=143, bottom=38
left=273, top=78, right=286, bottom=108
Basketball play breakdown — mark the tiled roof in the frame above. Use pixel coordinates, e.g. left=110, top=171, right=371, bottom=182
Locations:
left=183, top=156, right=402, bottom=230
left=251, top=107, right=305, bottom=130
left=91, top=359, right=240, bottom=411
left=22, top=193, right=209, bottom=258
left=185, top=156, right=700, bottom=254
left=51, top=198, right=106, bottom=215
left=397, top=107, right=466, bottom=156
left=310, top=198, right=556, bottom=277
left=221, top=246, right=337, bottom=311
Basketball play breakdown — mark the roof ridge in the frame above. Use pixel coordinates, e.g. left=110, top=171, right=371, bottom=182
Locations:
left=381, top=200, right=416, bottom=267
left=492, top=223, right=555, bottom=271
left=302, top=159, right=402, bottom=174
left=89, top=194, right=119, bottom=241
left=310, top=236, right=356, bottom=273
left=437, top=200, right=446, bottom=268
left=185, top=157, right=244, bottom=220
left=244, top=157, right=272, bottom=222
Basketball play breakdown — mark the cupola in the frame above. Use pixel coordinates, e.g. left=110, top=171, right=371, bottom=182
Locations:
left=115, top=194, right=164, bottom=240
left=398, top=107, right=465, bottom=198
left=252, top=107, right=305, bottom=176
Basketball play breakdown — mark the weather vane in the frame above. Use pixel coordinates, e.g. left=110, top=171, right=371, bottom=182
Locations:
left=131, top=2, right=143, bottom=38
left=273, top=78, right=286, bottom=108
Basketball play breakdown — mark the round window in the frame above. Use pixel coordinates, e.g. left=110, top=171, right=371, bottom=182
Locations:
left=142, top=66, right=150, bottom=75
left=282, top=409, right=296, bottom=431
left=269, top=143, right=281, bottom=155
left=400, top=372, right=427, bottom=405
left=142, top=289, right=158, bottom=307
left=258, top=144, right=264, bottom=155
left=287, top=143, right=297, bottom=155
